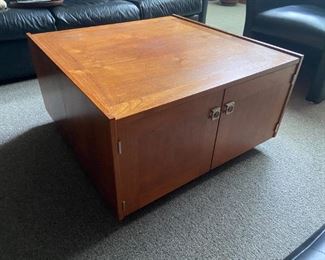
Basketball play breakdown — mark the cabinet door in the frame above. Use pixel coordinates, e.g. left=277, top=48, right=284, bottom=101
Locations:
left=116, top=88, right=224, bottom=217
left=211, top=66, right=296, bottom=168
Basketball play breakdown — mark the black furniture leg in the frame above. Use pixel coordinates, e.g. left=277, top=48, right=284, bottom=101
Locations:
left=306, top=53, right=325, bottom=104
left=199, top=0, right=208, bottom=23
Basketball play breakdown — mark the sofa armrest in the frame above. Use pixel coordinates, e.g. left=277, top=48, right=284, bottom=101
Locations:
left=243, top=0, right=322, bottom=36
left=244, top=0, right=277, bottom=36
left=247, top=0, right=320, bottom=15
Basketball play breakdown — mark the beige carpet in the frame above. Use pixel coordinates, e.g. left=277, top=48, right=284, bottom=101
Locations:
left=207, top=1, right=246, bottom=35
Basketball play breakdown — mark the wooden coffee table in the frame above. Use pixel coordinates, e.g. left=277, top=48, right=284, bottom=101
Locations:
left=28, top=16, right=302, bottom=220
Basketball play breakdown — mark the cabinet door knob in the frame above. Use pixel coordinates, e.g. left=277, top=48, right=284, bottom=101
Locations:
left=224, top=101, right=235, bottom=115
left=209, top=107, right=221, bottom=120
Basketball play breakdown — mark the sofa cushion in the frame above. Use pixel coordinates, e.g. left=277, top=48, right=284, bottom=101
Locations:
left=0, top=8, right=56, bottom=41
left=252, top=5, right=325, bottom=50
left=127, top=0, right=202, bottom=19
left=50, top=0, right=140, bottom=30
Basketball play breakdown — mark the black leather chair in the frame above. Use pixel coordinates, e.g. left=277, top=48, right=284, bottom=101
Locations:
left=244, top=0, right=325, bottom=103
left=285, top=224, right=325, bottom=260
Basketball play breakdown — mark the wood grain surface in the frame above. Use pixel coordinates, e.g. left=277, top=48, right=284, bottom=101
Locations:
left=27, top=16, right=299, bottom=119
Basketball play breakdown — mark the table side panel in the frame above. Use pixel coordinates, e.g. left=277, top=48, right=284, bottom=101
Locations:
left=29, top=41, right=119, bottom=212
left=211, top=65, right=297, bottom=168
left=116, top=88, right=225, bottom=217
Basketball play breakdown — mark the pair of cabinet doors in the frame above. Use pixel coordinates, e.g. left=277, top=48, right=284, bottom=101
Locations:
left=117, top=66, right=295, bottom=216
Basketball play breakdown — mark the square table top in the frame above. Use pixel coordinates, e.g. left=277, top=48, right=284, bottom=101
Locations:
left=28, top=16, right=300, bottom=119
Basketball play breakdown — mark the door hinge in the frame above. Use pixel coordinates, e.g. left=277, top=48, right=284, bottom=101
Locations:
left=291, top=72, right=299, bottom=86
left=274, top=122, right=280, bottom=135
left=122, top=200, right=126, bottom=212
left=117, top=140, right=122, bottom=154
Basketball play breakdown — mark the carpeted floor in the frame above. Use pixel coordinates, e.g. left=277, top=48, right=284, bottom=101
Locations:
left=207, top=1, right=246, bottom=35
left=1, top=4, right=325, bottom=260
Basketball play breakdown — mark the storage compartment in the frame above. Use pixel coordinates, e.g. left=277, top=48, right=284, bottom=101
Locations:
left=211, top=66, right=296, bottom=168
left=116, top=88, right=224, bottom=216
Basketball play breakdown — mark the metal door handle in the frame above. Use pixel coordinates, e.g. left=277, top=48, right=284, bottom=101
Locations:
left=209, top=107, right=221, bottom=120
left=224, top=101, right=235, bottom=115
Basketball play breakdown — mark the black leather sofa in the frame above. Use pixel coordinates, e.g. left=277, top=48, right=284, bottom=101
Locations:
left=0, top=0, right=208, bottom=83
left=244, top=0, right=325, bottom=103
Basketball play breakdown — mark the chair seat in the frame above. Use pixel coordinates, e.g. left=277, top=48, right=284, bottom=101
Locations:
left=0, top=8, right=56, bottom=41
left=127, top=0, right=203, bottom=19
left=252, top=5, right=325, bottom=50
left=51, top=0, right=140, bottom=30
